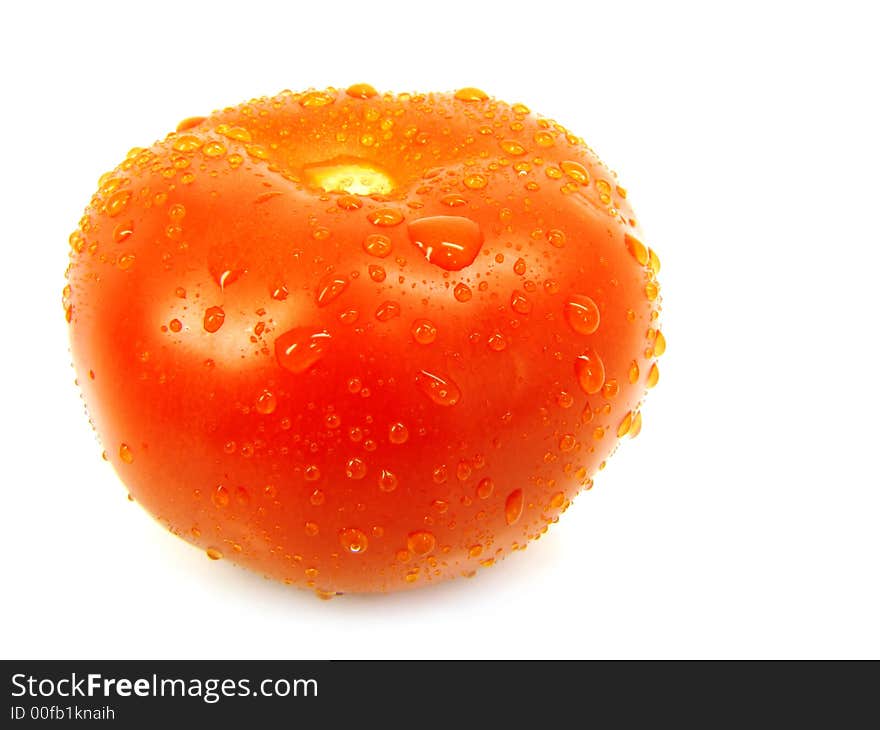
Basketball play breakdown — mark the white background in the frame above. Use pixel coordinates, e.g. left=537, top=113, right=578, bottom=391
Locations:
left=2, top=1, right=878, bottom=659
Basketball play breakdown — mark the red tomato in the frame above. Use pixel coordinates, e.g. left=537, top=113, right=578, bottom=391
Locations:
left=64, top=85, right=663, bottom=595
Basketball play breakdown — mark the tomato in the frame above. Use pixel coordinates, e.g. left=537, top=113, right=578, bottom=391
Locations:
left=64, top=85, right=663, bottom=596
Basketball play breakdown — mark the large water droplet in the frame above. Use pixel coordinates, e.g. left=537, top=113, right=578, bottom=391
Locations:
left=505, top=489, right=524, bottom=525
left=203, top=140, right=227, bottom=158
left=476, top=477, right=494, bottom=500
left=316, top=273, right=349, bottom=307
left=454, top=87, right=489, bottom=102
left=407, top=530, right=436, bottom=556
left=345, top=457, right=367, bottom=480
left=388, top=422, right=409, bottom=444
left=625, top=233, right=649, bottom=266
left=203, top=306, right=226, bottom=333
left=105, top=190, right=132, bottom=218
left=375, top=301, right=401, bottom=321
left=574, top=348, right=605, bottom=394
left=407, top=216, right=484, bottom=271
left=564, top=295, right=600, bottom=335
left=653, top=330, right=667, bottom=357
left=415, top=369, right=461, bottom=406
left=560, top=160, right=589, bottom=184
left=346, top=83, right=378, bottom=99
left=274, top=328, right=331, bottom=374
left=510, top=290, right=532, bottom=315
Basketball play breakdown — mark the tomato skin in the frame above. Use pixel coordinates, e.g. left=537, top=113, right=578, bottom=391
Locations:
left=66, top=86, right=663, bottom=594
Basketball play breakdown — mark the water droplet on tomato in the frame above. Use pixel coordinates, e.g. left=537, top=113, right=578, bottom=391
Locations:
left=602, top=379, right=619, bottom=399
left=463, top=173, right=488, bottom=190
left=345, top=457, right=367, bottom=480
left=378, top=468, right=399, bottom=492
left=560, top=160, right=589, bottom=184
left=388, top=422, right=409, bottom=444
left=534, top=130, right=555, bottom=147
left=505, top=489, right=524, bottom=525
left=206, top=548, right=223, bottom=560
left=407, top=530, right=436, bottom=556
left=646, top=362, right=660, bottom=388
left=453, top=283, right=472, bottom=302
left=476, top=477, right=494, bottom=500
left=441, top=193, right=467, bottom=207
left=339, top=528, right=369, bottom=554
left=105, top=190, right=132, bottom=217
left=119, top=443, right=134, bottom=464
left=274, top=328, right=331, bottom=374
left=559, top=434, right=576, bottom=452
left=628, top=360, right=640, bottom=384
left=337, top=194, right=363, bottom=211
left=487, top=332, right=507, bottom=351
left=203, top=140, right=226, bottom=158
left=212, top=485, right=230, bottom=508
left=203, top=306, right=225, bottom=333
left=625, top=233, right=649, bottom=266
left=346, top=83, right=378, bottom=99
left=173, top=135, right=202, bottom=152
left=117, top=254, right=136, bottom=271
left=300, top=90, right=335, bottom=107
left=575, top=348, right=605, bottom=394
left=629, top=411, right=643, bottom=438
left=617, top=412, right=634, bottom=438
left=653, top=330, right=667, bottom=357
left=564, top=295, right=600, bottom=335
left=499, top=139, right=526, bottom=156
left=407, top=216, right=484, bottom=271
left=363, top=233, right=393, bottom=257
left=316, top=273, right=349, bottom=306
left=375, top=301, right=401, bottom=321
left=255, top=389, right=277, bottom=415
left=113, top=221, right=134, bottom=243
left=510, top=290, right=532, bottom=315
left=367, top=208, right=404, bottom=227
left=431, top=499, right=449, bottom=515
left=454, top=87, right=489, bottom=102
left=546, top=229, right=567, bottom=248
left=411, top=319, right=438, bottom=345
left=415, top=369, right=461, bottom=406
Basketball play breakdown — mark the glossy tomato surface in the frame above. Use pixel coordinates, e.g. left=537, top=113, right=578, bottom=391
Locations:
left=64, top=85, right=663, bottom=595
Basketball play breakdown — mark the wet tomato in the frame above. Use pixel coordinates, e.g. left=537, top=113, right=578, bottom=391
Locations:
left=64, top=85, right=664, bottom=595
